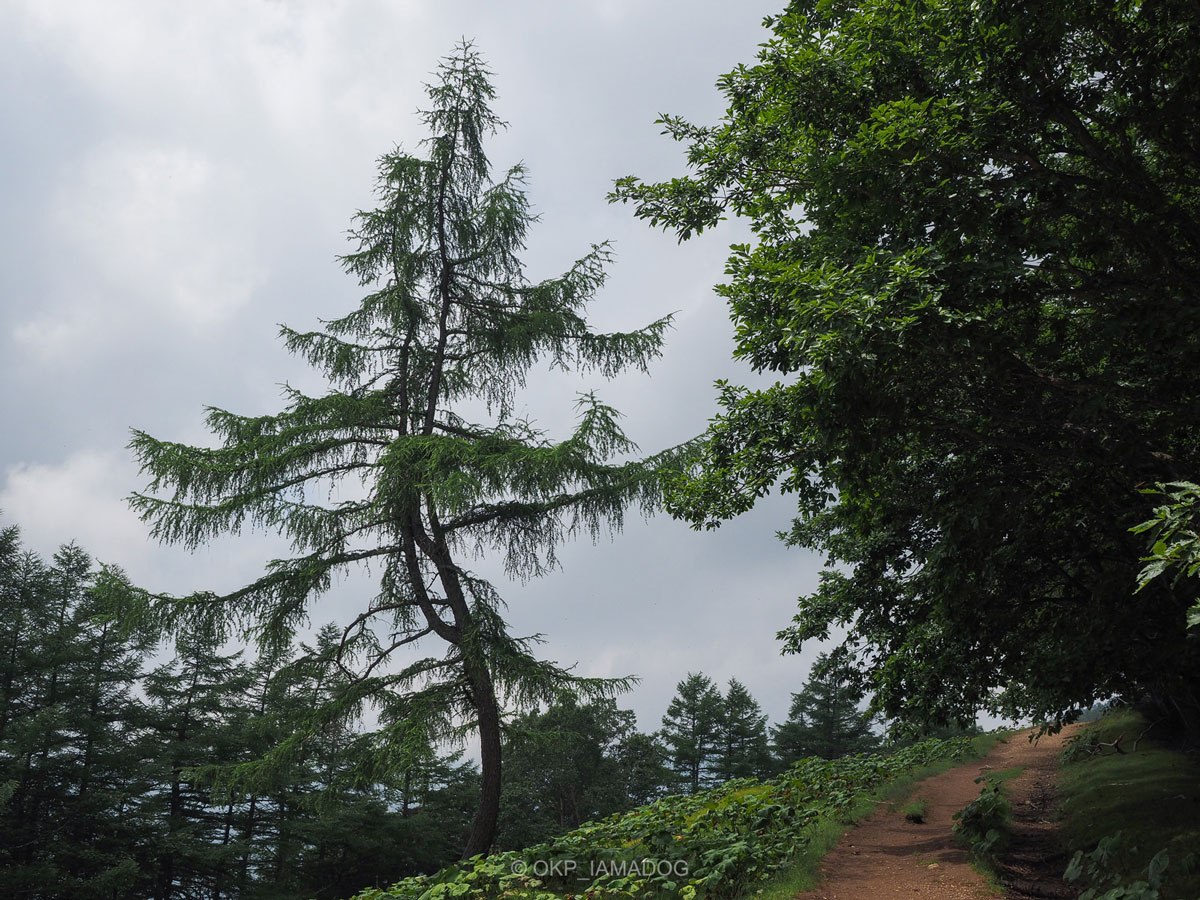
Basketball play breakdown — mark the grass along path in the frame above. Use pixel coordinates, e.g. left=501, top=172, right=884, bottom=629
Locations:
left=1055, top=708, right=1200, bottom=898
left=791, top=727, right=1081, bottom=900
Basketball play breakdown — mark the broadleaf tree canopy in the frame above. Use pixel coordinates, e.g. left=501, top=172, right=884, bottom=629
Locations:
left=613, top=0, right=1200, bottom=735
left=130, top=42, right=686, bottom=856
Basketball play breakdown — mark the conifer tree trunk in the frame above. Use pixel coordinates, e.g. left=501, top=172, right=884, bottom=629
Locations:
left=239, top=795, right=258, bottom=895
left=463, top=659, right=502, bottom=858
left=77, top=619, right=109, bottom=807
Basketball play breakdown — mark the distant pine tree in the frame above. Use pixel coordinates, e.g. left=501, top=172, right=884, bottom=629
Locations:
left=773, top=653, right=880, bottom=765
left=141, top=634, right=252, bottom=900
left=660, top=673, right=724, bottom=794
left=716, top=678, right=772, bottom=780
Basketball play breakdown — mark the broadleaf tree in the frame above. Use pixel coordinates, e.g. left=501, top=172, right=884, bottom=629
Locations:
left=129, top=42, right=684, bottom=856
left=613, top=0, right=1200, bottom=737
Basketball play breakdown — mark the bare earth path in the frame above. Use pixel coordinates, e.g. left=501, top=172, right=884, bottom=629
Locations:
left=793, top=727, right=1081, bottom=900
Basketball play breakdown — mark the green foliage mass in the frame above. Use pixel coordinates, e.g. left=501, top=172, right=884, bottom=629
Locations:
left=1133, top=482, right=1200, bottom=635
left=612, top=0, right=1200, bottom=731
left=350, top=736, right=974, bottom=900
left=496, top=695, right=664, bottom=850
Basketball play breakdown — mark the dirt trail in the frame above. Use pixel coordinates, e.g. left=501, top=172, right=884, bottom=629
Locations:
left=793, top=727, right=1080, bottom=900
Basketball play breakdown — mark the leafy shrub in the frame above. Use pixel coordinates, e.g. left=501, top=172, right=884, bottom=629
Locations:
left=1064, top=832, right=1198, bottom=900
left=952, top=774, right=1011, bottom=864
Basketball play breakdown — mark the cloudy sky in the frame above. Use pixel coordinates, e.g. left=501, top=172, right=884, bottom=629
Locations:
left=0, top=0, right=836, bottom=735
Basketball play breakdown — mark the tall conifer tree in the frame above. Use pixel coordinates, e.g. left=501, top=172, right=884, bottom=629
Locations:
left=660, top=673, right=724, bottom=794
left=0, top=530, right=152, bottom=899
left=142, top=636, right=251, bottom=900
left=716, top=678, right=771, bottom=780
left=772, top=653, right=879, bottom=765
left=129, top=43, right=680, bottom=856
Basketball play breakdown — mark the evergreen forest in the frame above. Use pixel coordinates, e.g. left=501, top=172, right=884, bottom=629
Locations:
left=0, top=524, right=888, bottom=898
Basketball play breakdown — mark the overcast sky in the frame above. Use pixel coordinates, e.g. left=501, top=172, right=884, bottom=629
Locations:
left=0, top=0, right=839, bottom=737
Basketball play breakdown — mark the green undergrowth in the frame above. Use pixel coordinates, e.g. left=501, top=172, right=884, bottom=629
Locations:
left=951, top=764, right=1023, bottom=881
left=1058, top=707, right=1200, bottom=899
left=349, top=734, right=998, bottom=900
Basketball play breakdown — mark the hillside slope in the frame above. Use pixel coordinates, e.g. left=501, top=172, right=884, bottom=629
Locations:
left=350, top=737, right=981, bottom=900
